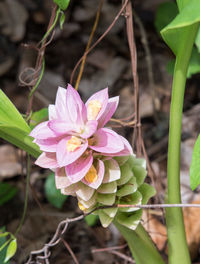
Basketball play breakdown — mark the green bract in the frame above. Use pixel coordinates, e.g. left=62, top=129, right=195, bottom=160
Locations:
left=82, top=156, right=155, bottom=230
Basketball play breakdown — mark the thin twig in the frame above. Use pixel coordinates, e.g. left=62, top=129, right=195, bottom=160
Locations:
left=133, top=10, right=158, bottom=122
left=70, top=0, right=129, bottom=85
left=75, top=0, right=104, bottom=90
left=124, top=1, right=142, bottom=156
left=109, top=250, right=135, bottom=263
left=92, top=244, right=127, bottom=253
left=61, top=238, right=79, bottom=264
left=117, top=203, right=200, bottom=209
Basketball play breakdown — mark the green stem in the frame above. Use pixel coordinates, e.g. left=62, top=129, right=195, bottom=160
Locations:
left=15, top=154, right=31, bottom=235
left=41, top=8, right=61, bottom=42
left=166, top=25, right=199, bottom=264
left=114, top=222, right=165, bottom=264
left=28, top=58, right=45, bottom=100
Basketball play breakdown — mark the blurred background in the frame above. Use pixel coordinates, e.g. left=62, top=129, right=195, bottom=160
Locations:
left=1, top=0, right=200, bottom=263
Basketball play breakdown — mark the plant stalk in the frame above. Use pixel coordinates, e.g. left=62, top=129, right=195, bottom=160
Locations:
left=114, top=222, right=165, bottom=264
left=166, top=24, right=199, bottom=264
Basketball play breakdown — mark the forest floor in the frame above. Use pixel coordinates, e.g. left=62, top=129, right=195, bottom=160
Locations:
left=1, top=0, right=200, bottom=263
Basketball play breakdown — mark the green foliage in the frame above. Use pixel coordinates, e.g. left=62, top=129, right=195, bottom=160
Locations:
left=0, top=183, right=17, bottom=206
left=85, top=214, right=99, bottom=226
left=195, top=27, right=200, bottom=52
left=0, top=90, right=41, bottom=158
left=45, top=173, right=67, bottom=209
left=155, top=1, right=178, bottom=33
left=0, top=228, right=9, bottom=264
left=59, top=12, right=66, bottom=29
left=161, top=0, right=200, bottom=55
left=30, top=108, right=48, bottom=129
left=167, top=47, right=200, bottom=78
left=190, top=135, right=200, bottom=190
left=53, top=0, right=70, bottom=10
left=4, top=239, right=17, bottom=263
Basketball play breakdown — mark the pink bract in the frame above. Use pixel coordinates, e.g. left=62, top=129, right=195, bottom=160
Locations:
left=30, top=84, right=133, bottom=190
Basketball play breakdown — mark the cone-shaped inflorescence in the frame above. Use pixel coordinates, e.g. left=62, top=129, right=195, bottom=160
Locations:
left=30, top=85, right=155, bottom=230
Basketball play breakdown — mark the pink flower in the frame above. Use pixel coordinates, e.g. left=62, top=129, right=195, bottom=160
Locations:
left=30, top=84, right=133, bottom=190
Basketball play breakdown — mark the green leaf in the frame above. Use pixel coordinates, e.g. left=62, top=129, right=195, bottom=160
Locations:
left=0, top=233, right=9, bottom=238
left=30, top=108, right=48, bottom=129
left=154, top=1, right=178, bottom=33
left=0, top=90, right=30, bottom=133
left=59, top=12, right=66, bottom=29
left=85, top=214, right=99, bottom=227
left=0, top=124, right=41, bottom=158
left=0, top=90, right=41, bottom=158
left=195, top=26, right=200, bottom=52
left=161, top=0, right=200, bottom=55
left=167, top=47, right=200, bottom=78
left=190, top=135, right=200, bottom=190
left=45, top=173, right=67, bottom=209
left=53, top=0, right=70, bottom=10
left=4, top=239, right=17, bottom=263
left=0, top=183, right=17, bottom=206
left=0, top=228, right=9, bottom=264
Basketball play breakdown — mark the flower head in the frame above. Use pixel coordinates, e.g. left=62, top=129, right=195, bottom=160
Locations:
left=30, top=85, right=155, bottom=230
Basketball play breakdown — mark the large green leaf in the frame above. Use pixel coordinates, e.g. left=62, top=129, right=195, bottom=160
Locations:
left=0, top=90, right=41, bottom=158
left=45, top=173, right=67, bottom=209
left=155, top=1, right=178, bottom=33
left=0, top=125, right=41, bottom=158
left=161, top=0, right=200, bottom=55
left=0, top=90, right=29, bottom=133
left=190, top=135, right=200, bottom=190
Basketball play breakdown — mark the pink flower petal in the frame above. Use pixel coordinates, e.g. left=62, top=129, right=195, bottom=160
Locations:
left=48, top=120, right=81, bottom=136
left=35, top=152, right=58, bottom=168
left=90, top=128, right=124, bottom=154
left=86, top=88, right=108, bottom=121
left=65, top=152, right=93, bottom=183
left=98, top=96, right=119, bottom=128
left=81, top=120, right=98, bottom=139
left=66, top=84, right=87, bottom=125
left=101, top=136, right=134, bottom=157
left=30, top=121, right=56, bottom=139
left=55, top=87, right=71, bottom=123
left=56, top=137, right=88, bottom=167
left=55, top=167, right=72, bottom=189
left=34, top=137, right=59, bottom=152
left=48, top=104, right=57, bottom=120
left=82, top=159, right=105, bottom=189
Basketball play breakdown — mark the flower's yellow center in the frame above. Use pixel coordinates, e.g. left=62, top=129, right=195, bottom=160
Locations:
left=78, top=201, right=86, bottom=211
left=66, top=136, right=82, bottom=152
left=87, top=100, right=102, bottom=120
left=84, top=165, right=98, bottom=183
